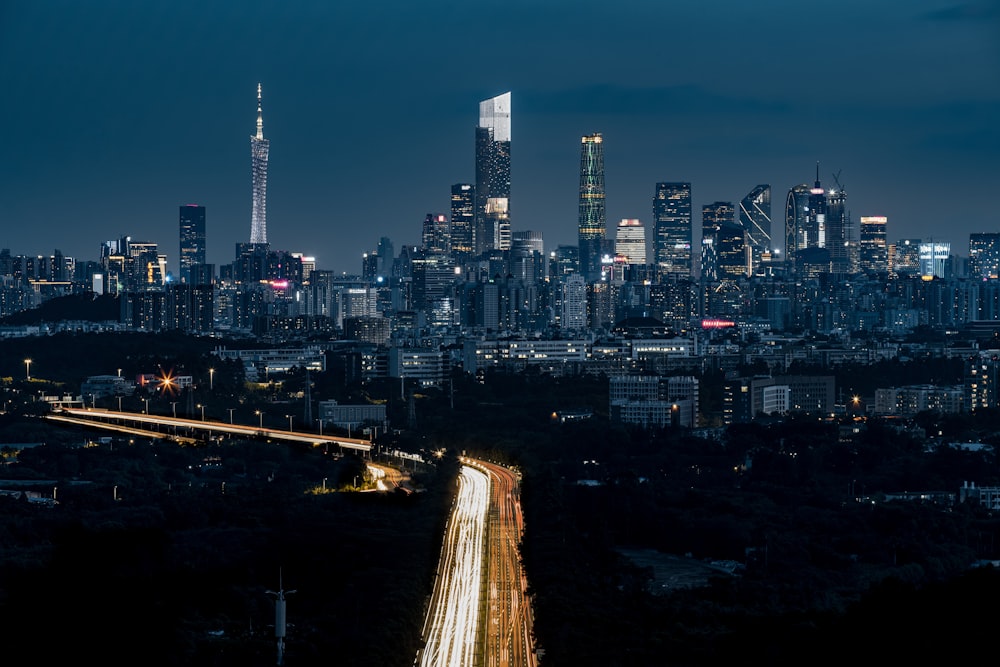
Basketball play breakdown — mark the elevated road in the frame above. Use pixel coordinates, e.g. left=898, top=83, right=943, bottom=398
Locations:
left=47, top=407, right=373, bottom=452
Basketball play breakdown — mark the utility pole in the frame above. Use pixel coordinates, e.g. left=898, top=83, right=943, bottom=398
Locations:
left=266, top=569, right=296, bottom=666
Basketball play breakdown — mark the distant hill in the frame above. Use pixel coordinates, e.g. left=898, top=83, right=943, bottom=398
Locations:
left=0, top=293, right=119, bottom=325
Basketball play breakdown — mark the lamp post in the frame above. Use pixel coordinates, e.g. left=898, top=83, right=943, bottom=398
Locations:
left=286, top=414, right=294, bottom=432
left=142, top=397, right=149, bottom=414
left=256, top=410, right=264, bottom=429
left=171, top=402, right=177, bottom=418
left=117, top=395, right=123, bottom=412
left=117, top=367, right=122, bottom=377
left=198, top=404, right=206, bottom=421
left=228, top=408, right=235, bottom=424
left=24, top=358, right=31, bottom=380
left=209, top=368, right=215, bottom=390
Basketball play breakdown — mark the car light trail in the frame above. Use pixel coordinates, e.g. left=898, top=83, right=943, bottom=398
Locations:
left=418, top=465, right=490, bottom=667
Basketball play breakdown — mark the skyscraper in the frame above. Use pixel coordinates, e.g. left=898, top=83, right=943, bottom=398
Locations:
left=859, top=216, right=888, bottom=275
left=806, top=164, right=827, bottom=252
left=739, top=184, right=771, bottom=273
left=615, top=219, right=646, bottom=266
left=825, top=175, right=850, bottom=273
left=969, top=233, right=1000, bottom=280
left=784, top=183, right=810, bottom=273
left=178, top=204, right=206, bottom=284
left=250, top=83, right=270, bottom=245
left=421, top=214, right=451, bottom=255
left=578, top=133, right=607, bottom=281
left=700, top=202, right=735, bottom=281
left=450, top=184, right=475, bottom=259
left=653, top=182, right=692, bottom=278
left=475, top=92, right=511, bottom=256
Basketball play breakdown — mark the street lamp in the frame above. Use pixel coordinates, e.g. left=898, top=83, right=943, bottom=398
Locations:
left=228, top=408, right=235, bottom=424
left=209, top=368, right=215, bottom=390
left=171, top=402, right=177, bottom=418
left=117, top=367, right=122, bottom=377
left=286, top=414, right=294, bottom=432
left=198, top=404, right=206, bottom=421
left=256, top=410, right=264, bottom=429
left=142, top=397, right=149, bottom=414
left=117, top=396, right=122, bottom=412
left=24, top=358, right=31, bottom=380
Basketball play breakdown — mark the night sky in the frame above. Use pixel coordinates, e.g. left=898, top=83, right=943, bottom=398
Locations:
left=2, top=1, right=998, bottom=275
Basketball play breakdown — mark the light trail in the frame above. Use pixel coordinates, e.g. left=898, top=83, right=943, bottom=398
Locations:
left=418, top=465, right=490, bottom=667
left=417, top=460, right=537, bottom=667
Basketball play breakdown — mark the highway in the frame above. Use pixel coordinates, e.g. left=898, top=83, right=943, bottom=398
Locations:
left=417, top=459, right=536, bottom=667
left=418, top=464, right=491, bottom=666
left=46, top=407, right=373, bottom=452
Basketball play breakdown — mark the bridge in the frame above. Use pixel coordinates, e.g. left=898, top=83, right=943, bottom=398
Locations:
left=48, top=407, right=373, bottom=452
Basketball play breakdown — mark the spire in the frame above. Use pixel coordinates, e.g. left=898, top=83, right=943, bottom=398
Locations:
left=255, top=83, right=264, bottom=140
left=814, top=161, right=821, bottom=189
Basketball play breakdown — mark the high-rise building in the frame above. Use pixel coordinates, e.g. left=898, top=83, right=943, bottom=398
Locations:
left=716, top=222, right=749, bottom=280
left=475, top=92, right=511, bottom=256
left=615, top=219, right=646, bottom=266
left=578, top=133, right=607, bottom=281
left=826, top=177, right=850, bottom=273
left=653, top=182, right=692, bottom=278
left=739, top=185, right=771, bottom=274
left=450, top=184, right=475, bottom=259
left=806, top=165, right=827, bottom=252
left=700, top=202, right=735, bottom=281
left=970, top=233, right=1000, bottom=280
left=919, top=242, right=950, bottom=278
left=892, top=238, right=922, bottom=277
left=784, top=183, right=810, bottom=273
left=422, top=214, right=451, bottom=256
left=178, top=204, right=206, bottom=284
left=250, top=83, right=270, bottom=245
left=859, top=216, right=888, bottom=275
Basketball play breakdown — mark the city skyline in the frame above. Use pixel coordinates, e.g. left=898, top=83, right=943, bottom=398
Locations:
left=2, top=1, right=998, bottom=274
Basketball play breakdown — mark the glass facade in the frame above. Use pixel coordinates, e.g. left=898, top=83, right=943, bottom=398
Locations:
left=653, top=182, right=692, bottom=278
left=578, top=133, right=606, bottom=281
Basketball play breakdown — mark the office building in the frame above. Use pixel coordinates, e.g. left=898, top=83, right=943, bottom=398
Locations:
left=739, top=184, right=771, bottom=273
left=615, top=219, right=646, bottom=266
left=859, top=216, right=888, bottom=275
left=178, top=204, right=206, bottom=284
left=970, top=233, right=1000, bottom=280
left=450, top=184, right=475, bottom=259
left=784, top=183, right=810, bottom=273
left=422, top=214, right=451, bottom=256
left=578, top=133, right=607, bottom=280
left=716, top=222, right=750, bottom=280
left=826, top=178, right=850, bottom=273
left=891, top=239, right=922, bottom=277
left=475, top=92, right=511, bottom=256
left=919, top=242, right=950, bottom=278
left=653, top=182, right=692, bottom=278
left=701, top=202, right=735, bottom=281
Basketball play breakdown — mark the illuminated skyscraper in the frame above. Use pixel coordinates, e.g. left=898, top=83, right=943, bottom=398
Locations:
left=422, top=214, right=451, bottom=255
left=653, top=182, right=692, bottom=278
left=826, top=175, right=850, bottom=273
left=784, top=183, right=810, bottom=273
left=178, top=204, right=206, bottom=284
left=859, top=216, right=888, bottom=275
left=615, top=219, right=646, bottom=266
left=578, top=133, right=607, bottom=280
left=739, top=184, right=771, bottom=273
left=701, top=202, right=735, bottom=281
left=250, top=83, right=270, bottom=245
left=969, top=233, right=1000, bottom=280
left=450, top=184, right=475, bottom=259
left=475, top=92, right=511, bottom=256
left=806, top=164, right=827, bottom=252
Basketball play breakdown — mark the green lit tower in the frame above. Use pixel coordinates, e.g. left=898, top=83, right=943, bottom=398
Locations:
left=578, top=133, right=606, bottom=281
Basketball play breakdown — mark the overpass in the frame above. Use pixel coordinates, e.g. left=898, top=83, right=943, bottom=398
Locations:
left=48, top=407, right=373, bottom=452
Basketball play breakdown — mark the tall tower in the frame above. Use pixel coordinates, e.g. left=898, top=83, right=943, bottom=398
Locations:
left=806, top=163, right=827, bottom=251
left=700, top=202, right=735, bottom=282
left=653, top=182, right=692, bottom=278
left=826, top=173, right=849, bottom=273
left=250, top=83, right=270, bottom=245
left=449, top=184, right=475, bottom=260
left=739, top=184, right=771, bottom=273
left=578, top=133, right=607, bottom=281
left=859, top=216, right=888, bottom=275
left=178, top=204, right=206, bottom=284
left=784, top=183, right=810, bottom=273
left=475, top=92, right=511, bottom=256
left=615, top=219, right=646, bottom=266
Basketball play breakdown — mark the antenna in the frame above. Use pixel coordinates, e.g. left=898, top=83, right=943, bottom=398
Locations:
left=266, top=568, right=297, bottom=666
